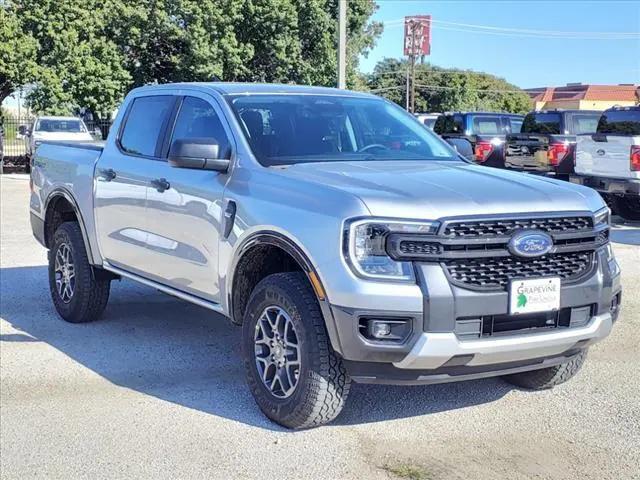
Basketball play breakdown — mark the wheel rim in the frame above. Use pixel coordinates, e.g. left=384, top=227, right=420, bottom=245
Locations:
left=254, top=306, right=301, bottom=398
left=54, top=243, right=75, bottom=304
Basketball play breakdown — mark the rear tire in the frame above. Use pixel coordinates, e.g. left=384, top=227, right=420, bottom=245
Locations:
left=241, top=272, right=351, bottom=429
left=613, top=196, right=640, bottom=221
left=502, top=350, right=587, bottom=390
left=48, top=222, right=110, bottom=323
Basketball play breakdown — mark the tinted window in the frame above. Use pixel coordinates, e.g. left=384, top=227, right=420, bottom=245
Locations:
left=171, top=97, right=231, bottom=157
left=509, top=118, right=523, bottom=133
left=230, top=95, right=457, bottom=166
left=120, top=96, right=174, bottom=156
left=36, top=119, right=85, bottom=133
left=521, top=112, right=561, bottom=134
left=434, top=114, right=464, bottom=134
left=571, top=114, right=600, bottom=134
left=471, top=116, right=502, bottom=135
left=423, top=118, right=437, bottom=129
left=597, top=109, right=640, bottom=135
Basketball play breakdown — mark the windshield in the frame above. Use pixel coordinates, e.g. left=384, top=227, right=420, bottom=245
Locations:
left=229, top=95, right=458, bottom=166
left=36, top=119, right=85, bottom=133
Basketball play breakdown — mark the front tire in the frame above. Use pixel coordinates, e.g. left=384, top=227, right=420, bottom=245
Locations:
left=241, top=272, right=351, bottom=429
left=48, top=222, right=110, bottom=323
left=502, top=350, right=587, bottom=390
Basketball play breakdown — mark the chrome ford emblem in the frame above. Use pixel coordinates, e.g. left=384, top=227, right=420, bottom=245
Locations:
left=509, top=231, right=554, bottom=258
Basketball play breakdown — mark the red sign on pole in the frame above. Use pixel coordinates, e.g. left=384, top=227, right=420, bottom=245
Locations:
left=404, top=15, right=431, bottom=56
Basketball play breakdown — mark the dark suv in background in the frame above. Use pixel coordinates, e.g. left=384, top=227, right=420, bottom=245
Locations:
left=433, top=112, right=524, bottom=167
left=505, top=110, right=601, bottom=178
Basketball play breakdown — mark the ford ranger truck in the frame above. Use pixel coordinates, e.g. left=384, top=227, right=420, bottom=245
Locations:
left=29, top=83, right=622, bottom=429
left=505, top=110, right=601, bottom=178
left=572, top=106, right=640, bottom=221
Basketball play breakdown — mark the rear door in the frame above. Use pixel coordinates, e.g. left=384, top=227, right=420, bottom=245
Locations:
left=141, top=92, right=234, bottom=302
left=94, top=94, right=177, bottom=273
left=576, top=109, right=640, bottom=179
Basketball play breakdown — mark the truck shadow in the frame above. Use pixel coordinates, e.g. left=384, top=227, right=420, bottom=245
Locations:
left=610, top=217, right=640, bottom=246
left=0, top=266, right=511, bottom=430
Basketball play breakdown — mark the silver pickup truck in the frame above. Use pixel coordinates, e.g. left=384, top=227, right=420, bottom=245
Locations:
left=30, top=83, right=622, bottom=429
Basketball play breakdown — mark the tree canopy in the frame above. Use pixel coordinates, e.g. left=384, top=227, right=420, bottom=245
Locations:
left=366, top=58, right=532, bottom=114
left=2, top=0, right=382, bottom=117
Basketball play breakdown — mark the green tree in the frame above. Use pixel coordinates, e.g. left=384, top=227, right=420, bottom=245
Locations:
left=16, top=0, right=131, bottom=118
left=107, top=0, right=382, bottom=88
left=367, top=58, right=532, bottom=114
left=0, top=4, right=39, bottom=105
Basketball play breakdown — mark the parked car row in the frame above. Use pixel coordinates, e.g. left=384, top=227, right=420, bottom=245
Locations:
left=417, top=107, right=639, bottom=221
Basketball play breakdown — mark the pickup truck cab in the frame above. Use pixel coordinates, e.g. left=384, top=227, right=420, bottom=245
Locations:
left=30, top=83, right=621, bottom=429
left=433, top=112, right=524, bottom=167
left=20, top=116, right=94, bottom=163
left=572, top=106, right=640, bottom=220
left=505, top=110, right=601, bottom=177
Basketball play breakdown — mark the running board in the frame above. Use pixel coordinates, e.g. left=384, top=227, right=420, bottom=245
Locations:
left=102, top=262, right=226, bottom=315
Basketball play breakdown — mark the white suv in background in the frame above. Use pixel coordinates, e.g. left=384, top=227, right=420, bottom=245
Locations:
left=572, top=106, right=640, bottom=221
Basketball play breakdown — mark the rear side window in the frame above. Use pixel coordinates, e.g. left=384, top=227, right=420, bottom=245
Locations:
left=120, top=96, right=175, bottom=156
left=597, top=109, right=640, bottom=135
left=571, top=114, right=600, bottom=134
left=434, top=115, right=464, bottom=134
left=471, top=116, right=502, bottom=135
left=508, top=118, right=523, bottom=133
left=171, top=97, right=231, bottom=157
left=521, top=112, right=561, bottom=134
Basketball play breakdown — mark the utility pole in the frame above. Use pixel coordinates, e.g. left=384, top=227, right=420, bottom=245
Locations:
left=337, top=0, right=347, bottom=89
left=408, top=21, right=418, bottom=113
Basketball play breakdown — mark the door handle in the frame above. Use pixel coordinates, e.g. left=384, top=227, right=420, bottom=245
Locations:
left=150, top=178, right=170, bottom=193
left=98, top=168, right=116, bottom=181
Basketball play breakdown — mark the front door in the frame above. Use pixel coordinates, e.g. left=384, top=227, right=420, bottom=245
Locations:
left=94, top=95, right=177, bottom=274
left=141, top=94, right=233, bottom=303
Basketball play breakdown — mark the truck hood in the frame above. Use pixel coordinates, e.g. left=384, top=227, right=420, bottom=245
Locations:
left=277, top=160, right=604, bottom=218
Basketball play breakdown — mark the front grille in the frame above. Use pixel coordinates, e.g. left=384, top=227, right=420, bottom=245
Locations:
left=443, top=216, right=593, bottom=238
left=443, top=251, right=594, bottom=290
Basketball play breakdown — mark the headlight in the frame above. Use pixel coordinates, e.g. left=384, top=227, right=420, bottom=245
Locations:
left=345, top=218, right=439, bottom=281
left=594, top=206, right=611, bottom=227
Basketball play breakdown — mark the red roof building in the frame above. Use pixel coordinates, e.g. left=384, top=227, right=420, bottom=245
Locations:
left=525, top=83, right=640, bottom=111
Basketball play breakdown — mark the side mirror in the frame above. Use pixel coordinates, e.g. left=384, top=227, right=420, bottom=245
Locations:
left=18, top=125, right=28, bottom=136
left=168, top=137, right=230, bottom=172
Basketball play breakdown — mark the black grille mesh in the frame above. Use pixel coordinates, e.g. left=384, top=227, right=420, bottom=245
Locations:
left=443, top=251, right=593, bottom=290
left=398, top=240, right=441, bottom=256
left=443, top=217, right=593, bottom=238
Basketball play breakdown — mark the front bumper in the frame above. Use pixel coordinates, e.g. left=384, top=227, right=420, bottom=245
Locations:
left=326, top=247, right=621, bottom=381
left=394, top=311, right=611, bottom=370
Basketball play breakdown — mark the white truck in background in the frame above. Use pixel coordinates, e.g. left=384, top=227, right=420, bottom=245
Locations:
left=572, top=106, right=640, bottom=221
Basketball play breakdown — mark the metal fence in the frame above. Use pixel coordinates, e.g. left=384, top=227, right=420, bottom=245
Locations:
left=0, top=116, right=113, bottom=172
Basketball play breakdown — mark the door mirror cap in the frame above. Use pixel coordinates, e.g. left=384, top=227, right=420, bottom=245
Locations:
left=18, top=125, right=29, bottom=136
left=168, top=137, right=230, bottom=172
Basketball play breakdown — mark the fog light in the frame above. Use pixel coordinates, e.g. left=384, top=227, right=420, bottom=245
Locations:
left=358, top=317, right=413, bottom=343
left=370, top=321, right=391, bottom=338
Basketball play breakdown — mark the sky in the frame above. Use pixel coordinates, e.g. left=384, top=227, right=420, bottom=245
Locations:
left=359, top=0, right=640, bottom=88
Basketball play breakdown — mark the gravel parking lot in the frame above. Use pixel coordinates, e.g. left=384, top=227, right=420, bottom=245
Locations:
left=1, top=173, right=639, bottom=479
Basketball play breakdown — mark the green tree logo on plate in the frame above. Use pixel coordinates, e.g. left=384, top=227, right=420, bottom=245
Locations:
left=517, top=293, right=528, bottom=308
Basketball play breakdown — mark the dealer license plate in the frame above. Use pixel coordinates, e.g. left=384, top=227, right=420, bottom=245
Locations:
left=509, top=278, right=561, bottom=315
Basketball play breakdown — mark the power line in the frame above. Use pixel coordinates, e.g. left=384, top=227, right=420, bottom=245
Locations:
left=383, top=18, right=640, bottom=40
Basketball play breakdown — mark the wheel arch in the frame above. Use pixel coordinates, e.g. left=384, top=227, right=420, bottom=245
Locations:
left=44, top=188, right=94, bottom=263
left=228, top=230, right=344, bottom=355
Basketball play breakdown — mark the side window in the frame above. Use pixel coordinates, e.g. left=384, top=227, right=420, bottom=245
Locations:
left=509, top=118, right=523, bottom=133
left=171, top=96, right=231, bottom=158
left=120, top=96, right=175, bottom=157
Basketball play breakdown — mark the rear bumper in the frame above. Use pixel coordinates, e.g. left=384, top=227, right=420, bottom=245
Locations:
left=570, top=175, right=640, bottom=197
left=393, top=312, right=611, bottom=370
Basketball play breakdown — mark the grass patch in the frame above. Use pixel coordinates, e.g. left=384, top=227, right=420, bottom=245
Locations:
left=382, top=462, right=432, bottom=480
